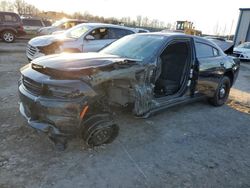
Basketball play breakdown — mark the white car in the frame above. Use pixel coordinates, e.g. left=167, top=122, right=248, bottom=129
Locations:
left=26, top=23, right=136, bottom=61
left=233, top=42, right=250, bottom=61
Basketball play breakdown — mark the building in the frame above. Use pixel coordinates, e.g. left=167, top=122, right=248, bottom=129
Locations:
left=234, top=8, right=250, bottom=46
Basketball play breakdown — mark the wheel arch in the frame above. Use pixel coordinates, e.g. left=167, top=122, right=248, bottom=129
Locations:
left=224, top=71, right=234, bottom=87
left=0, top=28, right=17, bottom=36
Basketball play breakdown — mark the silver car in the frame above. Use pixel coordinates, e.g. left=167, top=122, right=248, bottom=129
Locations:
left=27, top=23, right=136, bottom=61
left=37, top=19, right=86, bottom=35
left=22, top=18, right=46, bottom=35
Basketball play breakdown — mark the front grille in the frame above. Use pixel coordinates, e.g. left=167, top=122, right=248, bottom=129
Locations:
left=26, top=44, right=39, bottom=57
left=22, top=76, right=44, bottom=95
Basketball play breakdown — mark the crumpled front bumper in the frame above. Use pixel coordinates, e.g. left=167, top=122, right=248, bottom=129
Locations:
left=18, top=84, right=87, bottom=136
left=19, top=102, right=62, bottom=135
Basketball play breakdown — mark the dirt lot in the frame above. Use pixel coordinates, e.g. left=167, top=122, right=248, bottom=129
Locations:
left=0, top=41, right=250, bottom=188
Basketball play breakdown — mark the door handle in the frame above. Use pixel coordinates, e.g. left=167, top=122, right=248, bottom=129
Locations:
left=220, top=62, right=225, bottom=66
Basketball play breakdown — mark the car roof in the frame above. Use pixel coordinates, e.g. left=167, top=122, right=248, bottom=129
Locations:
left=0, top=11, right=19, bottom=16
left=132, top=32, right=190, bottom=39
left=22, top=18, right=42, bottom=21
left=77, top=23, right=136, bottom=32
left=133, top=32, right=222, bottom=49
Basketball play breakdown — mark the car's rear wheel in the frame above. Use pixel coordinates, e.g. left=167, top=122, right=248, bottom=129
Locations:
left=2, top=30, right=16, bottom=43
left=81, top=114, right=119, bottom=147
left=209, top=76, right=231, bottom=106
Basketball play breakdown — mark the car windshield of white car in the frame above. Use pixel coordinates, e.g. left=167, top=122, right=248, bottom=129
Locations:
left=65, top=25, right=89, bottom=39
left=100, top=35, right=165, bottom=61
left=52, top=20, right=65, bottom=27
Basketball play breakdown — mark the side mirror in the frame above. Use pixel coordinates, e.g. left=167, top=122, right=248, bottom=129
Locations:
left=85, top=35, right=95, bottom=40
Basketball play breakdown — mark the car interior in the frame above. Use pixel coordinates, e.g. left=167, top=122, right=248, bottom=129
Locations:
left=90, top=28, right=108, bottom=40
left=154, top=40, right=191, bottom=97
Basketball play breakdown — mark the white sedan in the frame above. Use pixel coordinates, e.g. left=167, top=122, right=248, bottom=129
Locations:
left=233, top=42, right=250, bottom=61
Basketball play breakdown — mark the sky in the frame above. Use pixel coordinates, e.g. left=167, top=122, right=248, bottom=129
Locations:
left=23, top=0, right=250, bottom=35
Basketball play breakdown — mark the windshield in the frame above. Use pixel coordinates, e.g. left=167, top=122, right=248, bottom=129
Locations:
left=238, top=43, right=250, bottom=49
left=100, top=34, right=166, bottom=61
left=65, top=24, right=89, bottom=39
left=52, top=20, right=65, bottom=27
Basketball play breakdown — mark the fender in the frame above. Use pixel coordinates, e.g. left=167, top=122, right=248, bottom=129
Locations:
left=0, top=27, right=17, bottom=34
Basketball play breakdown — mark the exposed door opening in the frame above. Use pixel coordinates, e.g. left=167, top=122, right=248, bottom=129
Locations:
left=154, top=40, right=191, bottom=97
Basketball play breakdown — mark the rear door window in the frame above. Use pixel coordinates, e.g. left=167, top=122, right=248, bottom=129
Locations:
left=108, top=28, right=134, bottom=39
left=195, top=42, right=214, bottom=58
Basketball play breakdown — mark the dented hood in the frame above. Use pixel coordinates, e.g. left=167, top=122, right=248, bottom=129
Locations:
left=31, top=52, right=140, bottom=78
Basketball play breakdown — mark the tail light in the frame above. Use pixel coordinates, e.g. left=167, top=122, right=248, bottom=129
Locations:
left=18, top=24, right=24, bottom=31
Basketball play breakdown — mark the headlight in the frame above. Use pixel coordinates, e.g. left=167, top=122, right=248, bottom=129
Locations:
left=47, top=85, right=84, bottom=99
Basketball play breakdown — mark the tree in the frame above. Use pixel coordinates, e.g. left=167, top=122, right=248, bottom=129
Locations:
left=0, top=0, right=14, bottom=11
left=13, top=0, right=39, bottom=15
left=136, top=15, right=142, bottom=27
left=142, top=17, right=149, bottom=27
left=14, top=0, right=25, bottom=14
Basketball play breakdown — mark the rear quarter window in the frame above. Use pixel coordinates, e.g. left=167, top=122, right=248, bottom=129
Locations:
left=42, top=20, right=51, bottom=26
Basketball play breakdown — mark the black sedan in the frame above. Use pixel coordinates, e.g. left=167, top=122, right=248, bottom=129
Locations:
left=18, top=33, right=240, bottom=149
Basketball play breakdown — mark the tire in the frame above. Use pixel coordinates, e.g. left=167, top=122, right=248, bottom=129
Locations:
left=209, top=76, right=231, bottom=106
left=1, top=30, right=16, bottom=43
left=81, top=114, right=119, bottom=147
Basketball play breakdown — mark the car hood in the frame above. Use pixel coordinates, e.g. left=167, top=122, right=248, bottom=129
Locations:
left=30, top=52, right=141, bottom=78
left=28, top=34, right=75, bottom=47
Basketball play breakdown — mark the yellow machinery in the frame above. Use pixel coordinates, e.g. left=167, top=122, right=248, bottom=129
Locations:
left=175, top=21, right=202, bottom=36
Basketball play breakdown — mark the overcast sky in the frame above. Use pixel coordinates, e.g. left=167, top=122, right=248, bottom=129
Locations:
left=24, top=0, right=249, bottom=35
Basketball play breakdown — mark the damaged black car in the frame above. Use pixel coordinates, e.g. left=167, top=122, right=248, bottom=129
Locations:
left=18, top=33, right=240, bottom=149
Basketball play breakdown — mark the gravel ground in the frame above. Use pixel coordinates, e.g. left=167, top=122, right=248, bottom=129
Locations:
left=0, top=42, right=250, bottom=188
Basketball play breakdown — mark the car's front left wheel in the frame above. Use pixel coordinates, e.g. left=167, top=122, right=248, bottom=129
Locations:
left=2, top=30, right=16, bottom=43
left=209, top=76, right=231, bottom=106
left=81, top=114, right=119, bottom=147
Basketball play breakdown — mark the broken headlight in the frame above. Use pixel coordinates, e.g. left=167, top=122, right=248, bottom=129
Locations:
left=47, top=85, right=84, bottom=99
left=38, top=42, right=62, bottom=55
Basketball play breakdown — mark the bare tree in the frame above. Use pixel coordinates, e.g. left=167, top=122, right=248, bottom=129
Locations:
left=136, top=15, right=142, bottom=27
left=14, top=0, right=25, bottom=14
left=0, top=0, right=14, bottom=11
left=13, top=0, right=39, bottom=16
left=142, top=17, right=149, bottom=27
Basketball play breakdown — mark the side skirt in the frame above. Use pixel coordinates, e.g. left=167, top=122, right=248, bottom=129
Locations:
left=142, top=94, right=206, bottom=118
